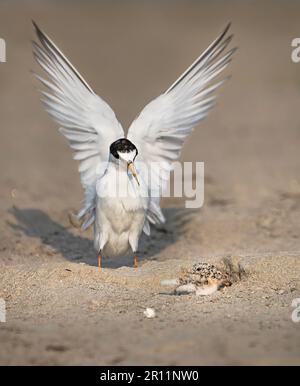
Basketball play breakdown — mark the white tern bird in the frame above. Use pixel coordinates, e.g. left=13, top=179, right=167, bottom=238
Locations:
left=32, top=21, right=236, bottom=269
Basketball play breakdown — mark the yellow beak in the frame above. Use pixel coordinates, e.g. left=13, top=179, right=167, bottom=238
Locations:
left=127, top=162, right=140, bottom=186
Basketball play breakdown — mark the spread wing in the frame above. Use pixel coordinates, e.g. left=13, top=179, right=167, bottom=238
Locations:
left=127, top=23, right=236, bottom=229
left=32, top=22, right=124, bottom=228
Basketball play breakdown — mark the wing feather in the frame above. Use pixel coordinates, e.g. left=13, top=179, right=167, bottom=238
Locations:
left=32, top=22, right=124, bottom=226
left=128, top=24, right=236, bottom=228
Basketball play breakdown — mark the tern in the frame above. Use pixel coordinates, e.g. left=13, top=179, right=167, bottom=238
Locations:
left=32, top=22, right=236, bottom=269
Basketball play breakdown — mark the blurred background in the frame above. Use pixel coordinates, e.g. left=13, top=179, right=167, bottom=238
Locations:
left=1, top=0, right=300, bottom=365
left=1, top=0, right=300, bottom=210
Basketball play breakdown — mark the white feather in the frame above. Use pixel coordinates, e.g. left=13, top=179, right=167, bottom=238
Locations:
left=33, top=22, right=235, bottom=258
left=128, top=23, right=235, bottom=226
left=32, top=22, right=124, bottom=224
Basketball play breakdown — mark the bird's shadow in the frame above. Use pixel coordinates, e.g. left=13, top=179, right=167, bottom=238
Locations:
left=8, top=206, right=195, bottom=268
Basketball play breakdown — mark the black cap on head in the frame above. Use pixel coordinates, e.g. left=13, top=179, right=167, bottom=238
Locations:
left=110, top=138, right=138, bottom=159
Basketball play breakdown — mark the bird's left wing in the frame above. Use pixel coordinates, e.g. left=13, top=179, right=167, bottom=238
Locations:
left=127, top=23, right=236, bottom=228
left=32, top=22, right=124, bottom=228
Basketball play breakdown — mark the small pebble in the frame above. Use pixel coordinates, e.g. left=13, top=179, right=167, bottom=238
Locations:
left=143, top=308, right=156, bottom=318
left=161, top=279, right=179, bottom=286
left=175, top=283, right=197, bottom=295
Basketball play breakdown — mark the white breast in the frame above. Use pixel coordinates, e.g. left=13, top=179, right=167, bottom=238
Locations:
left=94, top=163, right=149, bottom=257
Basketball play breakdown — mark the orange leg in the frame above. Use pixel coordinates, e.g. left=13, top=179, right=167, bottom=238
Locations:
left=133, top=255, right=138, bottom=268
left=98, top=252, right=102, bottom=271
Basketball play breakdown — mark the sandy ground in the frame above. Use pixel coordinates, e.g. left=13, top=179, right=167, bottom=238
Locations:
left=1, top=0, right=300, bottom=365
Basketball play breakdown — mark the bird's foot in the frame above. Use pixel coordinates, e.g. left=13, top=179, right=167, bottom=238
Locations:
left=98, top=252, right=102, bottom=271
left=133, top=255, right=138, bottom=269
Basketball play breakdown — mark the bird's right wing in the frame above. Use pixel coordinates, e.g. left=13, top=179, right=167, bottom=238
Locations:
left=128, top=23, right=235, bottom=230
left=32, top=22, right=124, bottom=228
